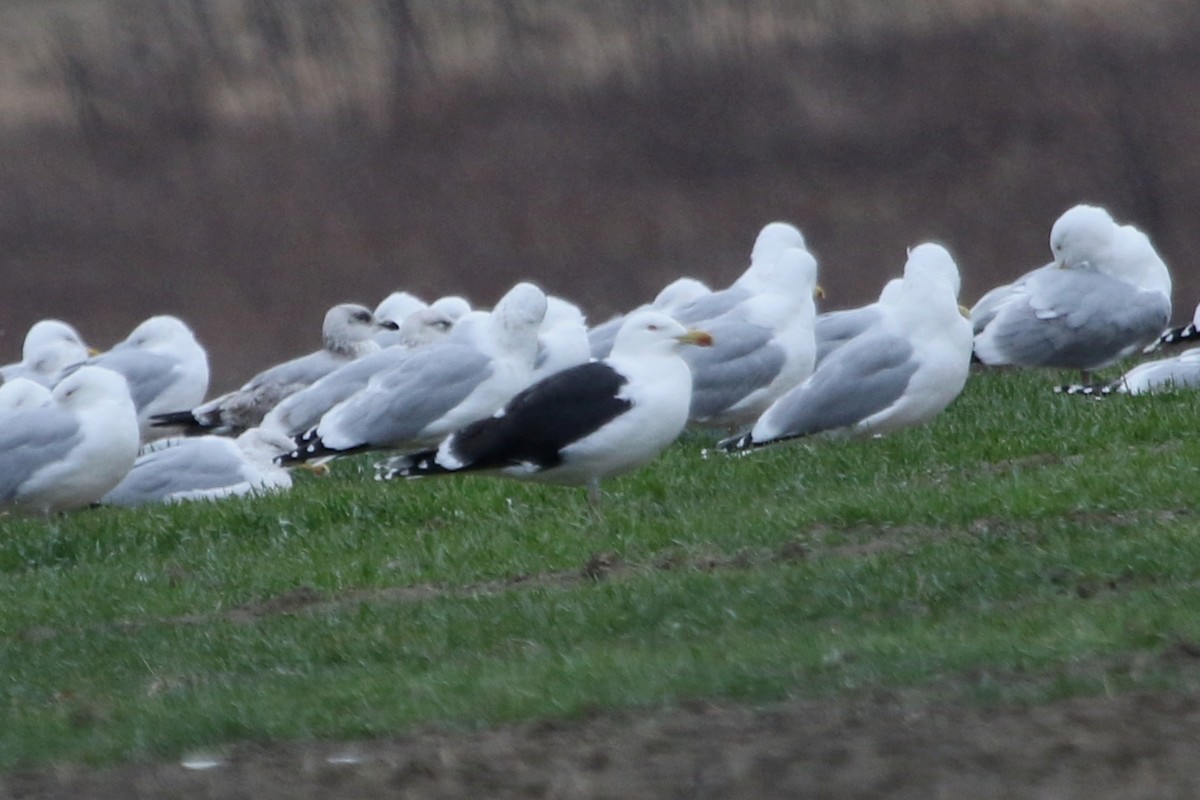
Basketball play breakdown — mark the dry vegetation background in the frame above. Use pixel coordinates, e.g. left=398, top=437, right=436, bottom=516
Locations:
left=1, top=0, right=1198, bottom=390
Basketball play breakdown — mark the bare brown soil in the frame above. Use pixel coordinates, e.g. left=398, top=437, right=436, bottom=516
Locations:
left=5, top=690, right=1200, bottom=799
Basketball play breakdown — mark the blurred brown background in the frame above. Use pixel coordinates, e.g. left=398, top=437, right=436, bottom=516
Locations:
left=1, top=0, right=1197, bottom=391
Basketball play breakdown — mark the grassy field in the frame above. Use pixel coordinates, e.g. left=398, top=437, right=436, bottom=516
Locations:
left=2, top=366, right=1199, bottom=771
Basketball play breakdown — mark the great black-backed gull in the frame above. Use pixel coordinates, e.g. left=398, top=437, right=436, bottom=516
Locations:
left=376, top=310, right=713, bottom=507
left=971, top=204, right=1172, bottom=384
left=0, top=365, right=139, bottom=513
left=153, top=303, right=396, bottom=436
left=721, top=243, right=971, bottom=451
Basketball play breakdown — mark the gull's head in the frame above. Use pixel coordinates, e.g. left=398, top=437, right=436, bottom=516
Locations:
left=749, top=222, right=806, bottom=267
left=904, top=243, right=962, bottom=298
left=611, top=310, right=713, bottom=357
left=22, top=319, right=87, bottom=362
left=492, top=282, right=549, bottom=337
left=121, top=315, right=198, bottom=352
left=0, top=377, right=53, bottom=410
left=1050, top=204, right=1115, bottom=270
left=51, top=365, right=132, bottom=411
left=324, top=303, right=398, bottom=351
left=652, top=277, right=711, bottom=311
left=395, top=298, right=470, bottom=347
left=373, top=291, right=427, bottom=326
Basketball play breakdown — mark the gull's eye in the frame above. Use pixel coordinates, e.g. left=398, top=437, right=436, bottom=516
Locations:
left=647, top=324, right=660, bottom=331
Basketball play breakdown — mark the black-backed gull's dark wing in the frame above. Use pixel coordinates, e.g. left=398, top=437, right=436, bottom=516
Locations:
left=432, top=360, right=632, bottom=474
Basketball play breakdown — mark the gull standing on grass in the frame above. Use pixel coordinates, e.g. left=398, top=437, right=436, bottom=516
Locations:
left=720, top=243, right=972, bottom=452
left=279, top=282, right=548, bottom=464
left=0, top=366, right=139, bottom=514
left=153, top=303, right=397, bottom=436
left=0, top=319, right=92, bottom=387
left=377, top=311, right=713, bottom=508
left=971, top=204, right=1172, bottom=384
left=683, top=246, right=821, bottom=428
left=63, top=315, right=209, bottom=441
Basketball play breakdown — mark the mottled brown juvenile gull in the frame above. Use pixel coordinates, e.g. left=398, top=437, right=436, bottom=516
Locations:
left=153, top=303, right=396, bottom=436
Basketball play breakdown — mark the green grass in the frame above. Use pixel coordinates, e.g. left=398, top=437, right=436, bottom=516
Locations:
left=3, top=367, right=1200, bottom=769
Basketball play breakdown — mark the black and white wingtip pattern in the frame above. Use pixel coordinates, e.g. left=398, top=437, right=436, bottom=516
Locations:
left=716, top=431, right=757, bottom=453
left=1054, top=382, right=1117, bottom=397
left=374, top=450, right=443, bottom=481
left=275, top=428, right=357, bottom=466
left=1147, top=323, right=1200, bottom=352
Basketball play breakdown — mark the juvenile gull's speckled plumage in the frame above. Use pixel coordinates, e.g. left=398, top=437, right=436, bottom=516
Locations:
left=153, top=303, right=396, bottom=436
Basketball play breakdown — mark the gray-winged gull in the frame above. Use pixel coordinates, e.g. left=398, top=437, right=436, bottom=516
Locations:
left=376, top=310, right=713, bottom=507
left=1, top=320, right=91, bottom=387
left=972, top=204, right=1172, bottom=383
left=102, top=427, right=294, bottom=507
left=669, top=221, right=807, bottom=326
left=154, top=303, right=397, bottom=436
left=66, top=315, right=210, bottom=441
left=720, top=243, right=972, bottom=451
left=279, top=282, right=548, bottom=464
left=260, top=299, right=481, bottom=439
left=0, top=365, right=140, bottom=513
left=683, top=246, right=820, bottom=428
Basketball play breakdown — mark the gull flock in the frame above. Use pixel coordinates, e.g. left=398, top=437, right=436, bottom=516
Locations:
left=0, top=203, right=1189, bottom=515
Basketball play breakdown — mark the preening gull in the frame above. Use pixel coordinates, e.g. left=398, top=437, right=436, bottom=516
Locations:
left=0, top=377, right=53, bottom=410
left=67, top=315, right=209, bottom=441
left=260, top=299, right=480, bottom=439
left=1057, top=347, right=1200, bottom=396
left=154, top=303, right=397, bottom=436
left=376, top=311, right=713, bottom=507
left=588, top=277, right=712, bottom=359
left=0, top=319, right=91, bottom=387
left=972, top=204, right=1172, bottom=383
left=683, top=247, right=820, bottom=428
left=0, top=365, right=139, bottom=514
left=670, top=221, right=808, bottom=326
left=279, top=282, right=548, bottom=464
left=720, top=243, right=972, bottom=451
left=102, top=427, right=294, bottom=507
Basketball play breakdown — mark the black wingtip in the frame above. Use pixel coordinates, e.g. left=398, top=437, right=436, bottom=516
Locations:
left=1154, top=323, right=1200, bottom=350
left=716, top=431, right=756, bottom=453
left=149, top=410, right=206, bottom=433
left=374, top=449, right=445, bottom=481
